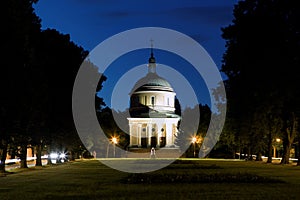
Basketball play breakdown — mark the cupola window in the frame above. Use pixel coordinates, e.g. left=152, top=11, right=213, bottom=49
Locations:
left=151, top=96, right=155, bottom=106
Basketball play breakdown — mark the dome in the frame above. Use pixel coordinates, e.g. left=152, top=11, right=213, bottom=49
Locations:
left=128, top=50, right=178, bottom=118
left=130, top=73, right=174, bottom=94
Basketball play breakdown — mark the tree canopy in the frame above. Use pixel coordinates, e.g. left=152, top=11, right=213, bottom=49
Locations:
left=221, top=0, right=300, bottom=163
left=0, top=0, right=105, bottom=171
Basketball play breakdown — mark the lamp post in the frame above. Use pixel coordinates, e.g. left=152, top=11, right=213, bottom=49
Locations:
left=106, top=142, right=110, bottom=158
left=192, top=137, right=197, bottom=158
left=274, top=138, right=281, bottom=158
left=112, top=137, right=118, bottom=158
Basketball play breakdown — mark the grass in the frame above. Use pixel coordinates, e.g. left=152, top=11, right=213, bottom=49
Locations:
left=0, top=159, right=300, bottom=200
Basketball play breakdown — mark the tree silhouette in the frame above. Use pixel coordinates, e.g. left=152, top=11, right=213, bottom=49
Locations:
left=0, top=0, right=98, bottom=170
left=221, top=0, right=300, bottom=163
left=175, top=104, right=211, bottom=157
left=37, top=28, right=89, bottom=162
left=1, top=0, right=42, bottom=169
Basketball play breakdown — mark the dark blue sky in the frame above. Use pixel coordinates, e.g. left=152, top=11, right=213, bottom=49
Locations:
left=34, top=0, right=238, bottom=111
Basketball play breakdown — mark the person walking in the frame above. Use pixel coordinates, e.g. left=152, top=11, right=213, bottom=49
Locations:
left=150, top=147, right=156, bottom=159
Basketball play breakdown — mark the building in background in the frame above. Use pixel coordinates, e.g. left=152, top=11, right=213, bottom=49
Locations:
left=127, top=49, right=180, bottom=149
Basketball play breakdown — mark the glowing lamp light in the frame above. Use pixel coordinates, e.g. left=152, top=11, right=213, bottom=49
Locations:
left=59, top=153, right=66, bottom=159
left=112, top=137, right=118, bottom=144
left=192, top=136, right=197, bottom=158
left=276, top=138, right=281, bottom=142
left=50, top=153, right=58, bottom=159
left=192, top=137, right=197, bottom=144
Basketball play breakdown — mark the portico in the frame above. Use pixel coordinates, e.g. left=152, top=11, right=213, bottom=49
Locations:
left=128, top=118, right=179, bottom=148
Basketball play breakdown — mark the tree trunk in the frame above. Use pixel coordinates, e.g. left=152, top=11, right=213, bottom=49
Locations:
left=69, top=151, right=75, bottom=161
left=256, top=152, right=262, bottom=161
left=297, top=135, right=300, bottom=166
left=281, top=142, right=291, bottom=164
left=0, top=140, right=8, bottom=173
left=247, top=147, right=252, bottom=160
left=267, top=130, right=273, bottom=163
left=35, top=144, right=42, bottom=167
left=297, top=149, right=300, bottom=166
left=20, top=143, right=28, bottom=168
left=11, top=146, right=16, bottom=159
left=281, top=116, right=298, bottom=164
left=46, top=145, right=52, bottom=165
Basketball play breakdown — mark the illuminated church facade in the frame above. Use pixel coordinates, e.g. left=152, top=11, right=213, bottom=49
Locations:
left=127, top=50, right=180, bottom=148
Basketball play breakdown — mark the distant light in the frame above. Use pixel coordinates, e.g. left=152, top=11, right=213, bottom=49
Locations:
left=50, top=153, right=58, bottom=159
left=112, top=137, right=118, bottom=144
left=276, top=138, right=281, bottom=142
left=192, top=137, right=197, bottom=144
left=59, top=153, right=66, bottom=159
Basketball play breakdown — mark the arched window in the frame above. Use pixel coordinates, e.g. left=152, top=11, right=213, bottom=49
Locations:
left=144, top=96, right=147, bottom=105
left=151, top=96, right=155, bottom=106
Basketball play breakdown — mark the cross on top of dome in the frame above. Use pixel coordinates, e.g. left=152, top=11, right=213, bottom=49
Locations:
left=148, top=39, right=156, bottom=64
left=130, top=44, right=174, bottom=94
left=148, top=39, right=157, bottom=74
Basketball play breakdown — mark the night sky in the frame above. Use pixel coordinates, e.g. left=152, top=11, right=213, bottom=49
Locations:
left=34, top=0, right=239, bottom=111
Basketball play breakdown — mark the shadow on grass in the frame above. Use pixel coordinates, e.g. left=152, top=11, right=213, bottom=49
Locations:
left=122, top=172, right=286, bottom=184
left=162, top=159, right=223, bottom=169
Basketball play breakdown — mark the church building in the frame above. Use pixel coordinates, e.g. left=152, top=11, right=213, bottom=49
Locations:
left=127, top=49, right=181, bottom=148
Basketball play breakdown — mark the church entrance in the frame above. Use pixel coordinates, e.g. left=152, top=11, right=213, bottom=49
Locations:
left=160, top=137, right=166, bottom=147
left=141, top=138, right=147, bottom=148
left=151, top=136, right=157, bottom=148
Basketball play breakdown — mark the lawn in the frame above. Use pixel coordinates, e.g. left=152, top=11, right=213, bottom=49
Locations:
left=0, top=159, right=299, bottom=200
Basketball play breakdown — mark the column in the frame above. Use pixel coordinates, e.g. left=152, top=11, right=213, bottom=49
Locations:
left=156, top=121, right=163, bottom=147
left=165, top=122, right=173, bottom=147
left=138, top=124, right=142, bottom=147
left=147, top=123, right=152, bottom=147
left=134, top=124, right=138, bottom=145
left=129, top=123, right=133, bottom=147
left=172, top=123, right=177, bottom=145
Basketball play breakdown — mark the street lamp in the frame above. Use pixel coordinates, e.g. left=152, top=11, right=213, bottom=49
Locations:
left=274, top=138, right=281, bottom=158
left=276, top=138, right=281, bottom=143
left=192, top=136, right=197, bottom=158
left=112, top=137, right=118, bottom=158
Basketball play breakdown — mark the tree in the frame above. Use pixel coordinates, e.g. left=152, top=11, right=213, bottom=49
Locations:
left=95, top=69, right=107, bottom=112
left=36, top=28, right=90, bottom=163
left=0, top=0, right=93, bottom=170
left=221, top=0, right=300, bottom=163
left=0, top=135, right=9, bottom=172
left=0, top=0, right=42, bottom=169
left=175, top=104, right=211, bottom=157
left=281, top=113, right=298, bottom=164
left=298, top=131, right=300, bottom=166
left=95, top=107, right=129, bottom=157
